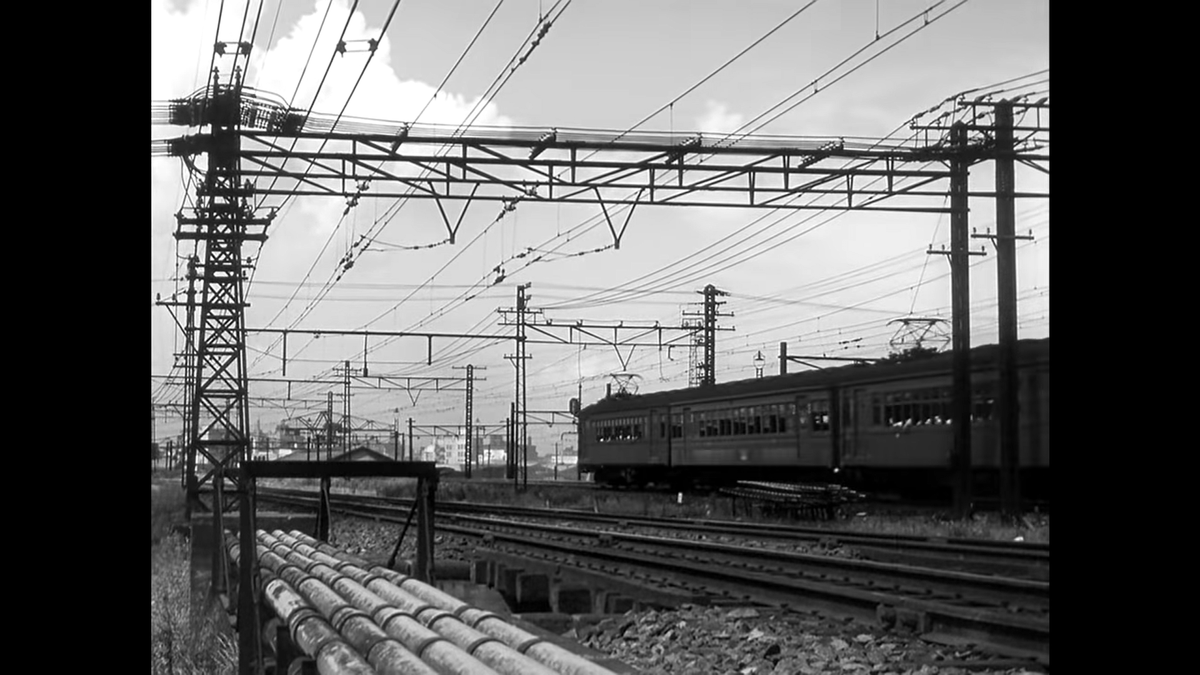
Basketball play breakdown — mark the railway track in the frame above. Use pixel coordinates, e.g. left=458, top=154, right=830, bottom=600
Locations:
left=256, top=487, right=1050, bottom=665
left=259, top=486, right=1049, bottom=580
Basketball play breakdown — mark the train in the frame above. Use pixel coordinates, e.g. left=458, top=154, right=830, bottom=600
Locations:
left=576, top=338, right=1049, bottom=500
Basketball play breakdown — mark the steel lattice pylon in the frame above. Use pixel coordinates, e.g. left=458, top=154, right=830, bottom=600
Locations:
left=175, top=71, right=274, bottom=516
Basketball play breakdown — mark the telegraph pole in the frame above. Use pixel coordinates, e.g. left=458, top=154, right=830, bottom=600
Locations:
left=408, top=418, right=414, bottom=462
left=453, top=365, right=486, bottom=477
left=181, top=255, right=198, bottom=502
left=683, top=285, right=731, bottom=386
left=393, top=409, right=400, bottom=460
left=466, top=365, right=474, bottom=477
left=341, top=360, right=352, bottom=455
left=949, top=123, right=975, bottom=519
left=974, top=100, right=1033, bottom=520
left=507, top=404, right=516, bottom=484
left=505, top=285, right=534, bottom=490
left=326, top=392, right=335, bottom=460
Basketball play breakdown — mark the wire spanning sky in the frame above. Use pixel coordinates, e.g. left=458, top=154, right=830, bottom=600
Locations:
left=151, top=0, right=1050, bottom=452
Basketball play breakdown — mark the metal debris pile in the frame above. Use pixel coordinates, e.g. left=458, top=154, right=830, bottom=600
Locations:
left=572, top=605, right=1043, bottom=675
left=722, top=482, right=867, bottom=520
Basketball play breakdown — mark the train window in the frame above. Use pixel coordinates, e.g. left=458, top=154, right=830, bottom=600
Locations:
left=779, top=406, right=787, bottom=433
left=972, top=386, right=995, bottom=422
left=811, top=400, right=831, bottom=432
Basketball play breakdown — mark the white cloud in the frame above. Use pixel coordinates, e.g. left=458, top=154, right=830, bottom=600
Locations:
left=151, top=0, right=516, bottom=378
left=694, top=100, right=745, bottom=135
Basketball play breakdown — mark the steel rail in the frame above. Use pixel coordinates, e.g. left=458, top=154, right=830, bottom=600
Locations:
left=258, top=486, right=1049, bottom=558
left=271, top=493, right=1048, bottom=610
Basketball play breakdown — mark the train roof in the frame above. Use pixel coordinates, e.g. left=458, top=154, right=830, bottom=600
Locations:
left=579, top=337, right=1048, bottom=417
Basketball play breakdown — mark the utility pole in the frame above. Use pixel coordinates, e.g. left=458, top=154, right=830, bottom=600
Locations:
left=683, top=285, right=731, bottom=386
left=453, top=365, right=486, bottom=477
left=342, top=360, right=351, bottom=455
left=684, top=315, right=702, bottom=387
left=925, top=122, right=984, bottom=519
left=973, top=100, right=1033, bottom=521
left=466, top=365, right=474, bottom=477
left=393, top=409, right=400, bottom=460
left=948, top=123, right=976, bottom=519
left=181, top=255, right=198, bottom=502
left=408, top=418, right=414, bottom=462
left=504, top=284, right=534, bottom=491
left=326, top=392, right=335, bottom=461
left=507, top=404, right=516, bottom=484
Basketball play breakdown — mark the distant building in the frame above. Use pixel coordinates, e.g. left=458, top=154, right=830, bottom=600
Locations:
left=276, top=420, right=307, bottom=448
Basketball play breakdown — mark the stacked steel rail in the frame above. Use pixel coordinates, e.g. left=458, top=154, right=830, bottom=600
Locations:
left=226, top=528, right=623, bottom=675
left=720, top=481, right=866, bottom=520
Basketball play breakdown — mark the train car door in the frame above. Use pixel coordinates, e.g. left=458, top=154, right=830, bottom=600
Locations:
left=648, top=408, right=666, bottom=465
left=796, top=392, right=834, bottom=468
left=839, top=388, right=865, bottom=466
left=794, top=395, right=809, bottom=463
left=675, top=407, right=690, bottom=466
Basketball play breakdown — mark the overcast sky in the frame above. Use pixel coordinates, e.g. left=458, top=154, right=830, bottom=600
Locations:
left=151, top=0, right=1050, bottom=451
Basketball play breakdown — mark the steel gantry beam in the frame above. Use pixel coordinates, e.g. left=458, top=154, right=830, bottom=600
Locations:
left=158, top=91, right=973, bottom=220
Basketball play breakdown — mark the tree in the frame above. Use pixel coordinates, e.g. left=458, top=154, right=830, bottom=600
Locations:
left=879, top=345, right=941, bottom=365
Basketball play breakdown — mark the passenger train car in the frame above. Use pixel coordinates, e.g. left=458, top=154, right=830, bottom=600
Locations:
left=577, top=339, right=1049, bottom=499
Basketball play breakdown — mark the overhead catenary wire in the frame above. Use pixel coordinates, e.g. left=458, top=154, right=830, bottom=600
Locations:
left=251, top=0, right=572, bottom=373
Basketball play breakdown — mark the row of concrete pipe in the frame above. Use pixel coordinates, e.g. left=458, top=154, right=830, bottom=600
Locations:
left=225, top=528, right=619, bottom=675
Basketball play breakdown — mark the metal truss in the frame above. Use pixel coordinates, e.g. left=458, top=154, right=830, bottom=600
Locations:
left=157, top=92, right=981, bottom=224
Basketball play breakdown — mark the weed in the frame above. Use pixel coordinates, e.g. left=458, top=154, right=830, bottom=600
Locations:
left=151, top=534, right=237, bottom=675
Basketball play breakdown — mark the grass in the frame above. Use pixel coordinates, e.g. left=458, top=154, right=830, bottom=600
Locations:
left=152, top=478, right=187, bottom=545
left=152, top=478, right=237, bottom=675
left=832, top=509, right=1050, bottom=543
